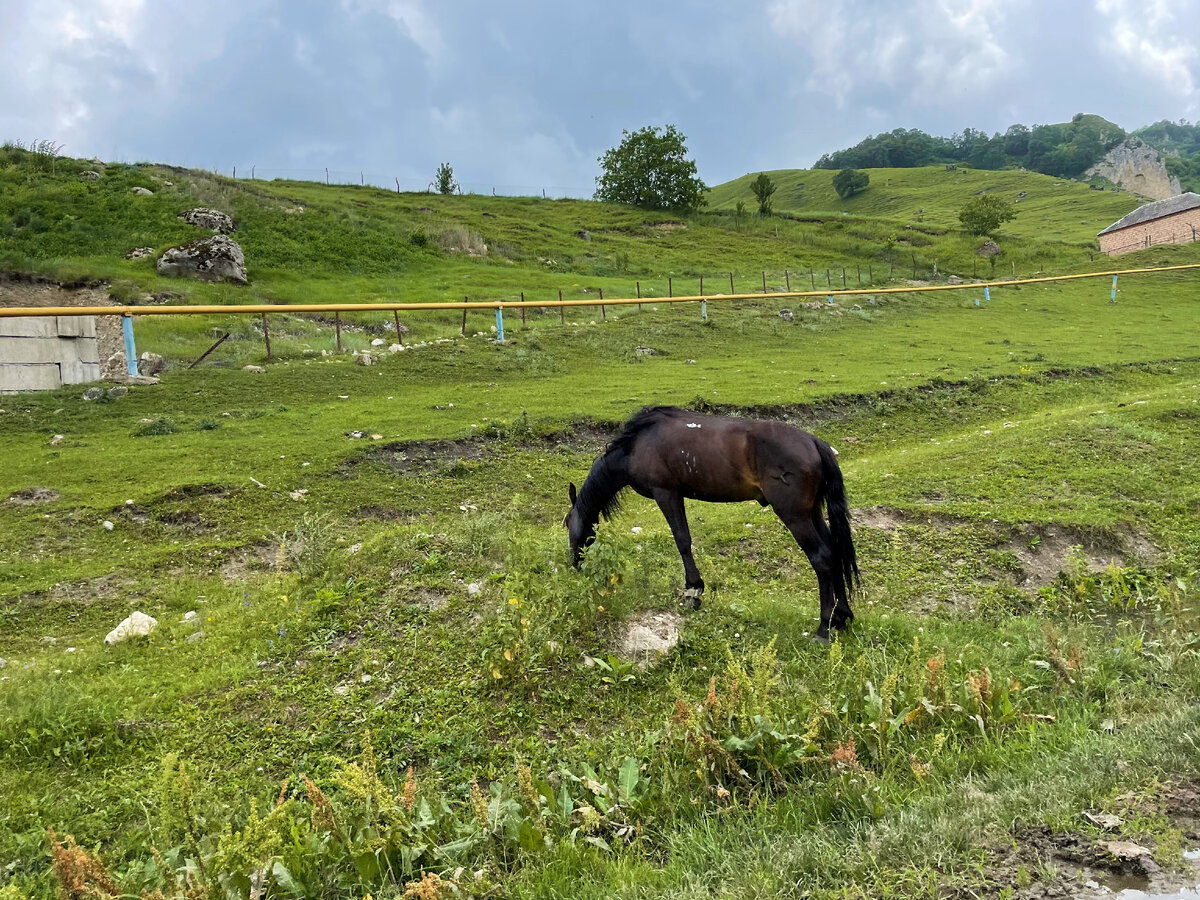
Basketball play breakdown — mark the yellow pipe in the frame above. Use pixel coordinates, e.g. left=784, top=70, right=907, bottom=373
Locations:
left=0, top=262, right=1196, bottom=318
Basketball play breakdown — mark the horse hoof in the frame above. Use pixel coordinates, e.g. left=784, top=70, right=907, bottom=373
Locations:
left=811, top=632, right=831, bottom=647
left=682, top=587, right=703, bottom=610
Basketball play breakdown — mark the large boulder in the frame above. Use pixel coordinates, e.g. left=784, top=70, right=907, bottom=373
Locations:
left=179, top=208, right=235, bottom=233
left=157, top=235, right=247, bottom=284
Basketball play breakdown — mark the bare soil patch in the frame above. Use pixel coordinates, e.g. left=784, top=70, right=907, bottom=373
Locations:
left=614, top=610, right=683, bottom=666
left=6, top=487, right=59, bottom=505
left=220, top=542, right=288, bottom=581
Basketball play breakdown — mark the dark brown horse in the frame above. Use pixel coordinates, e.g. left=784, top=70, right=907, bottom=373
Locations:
left=565, top=406, right=858, bottom=641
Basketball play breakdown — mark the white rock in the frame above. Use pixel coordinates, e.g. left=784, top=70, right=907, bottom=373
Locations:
left=371, top=338, right=386, bottom=346
left=388, top=343, right=404, bottom=352
left=347, top=543, right=362, bottom=554
left=182, top=610, right=197, bottom=622
left=356, top=352, right=375, bottom=366
left=104, top=611, right=158, bottom=644
left=186, top=631, right=205, bottom=643
left=0, top=658, right=6, bottom=668
left=102, top=520, right=114, bottom=531
left=467, top=582, right=482, bottom=596
left=242, top=365, right=265, bottom=373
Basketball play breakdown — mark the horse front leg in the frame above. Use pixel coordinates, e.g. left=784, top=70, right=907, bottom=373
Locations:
left=654, top=490, right=704, bottom=609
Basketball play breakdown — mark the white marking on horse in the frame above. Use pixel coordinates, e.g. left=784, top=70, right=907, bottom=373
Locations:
left=686, top=422, right=701, bottom=428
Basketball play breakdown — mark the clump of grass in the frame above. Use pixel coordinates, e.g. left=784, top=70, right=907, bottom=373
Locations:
left=275, top=511, right=337, bottom=579
left=437, top=227, right=487, bottom=256
left=132, top=417, right=179, bottom=436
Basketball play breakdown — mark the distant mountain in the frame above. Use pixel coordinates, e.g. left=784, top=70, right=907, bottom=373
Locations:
left=1133, top=120, right=1200, bottom=193
left=816, top=114, right=1181, bottom=183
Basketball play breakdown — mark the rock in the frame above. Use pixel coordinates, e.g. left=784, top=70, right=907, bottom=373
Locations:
left=577, top=230, right=592, bottom=241
left=778, top=309, right=794, bottom=322
left=946, top=275, right=964, bottom=285
left=82, top=387, right=104, bottom=401
left=186, top=631, right=205, bottom=643
left=182, top=610, right=198, bottom=622
left=178, top=207, right=235, bottom=233
left=102, top=520, right=114, bottom=531
left=124, top=247, right=155, bottom=260
left=104, top=611, right=158, bottom=644
left=634, top=346, right=657, bottom=357
left=1083, top=811, right=1122, bottom=830
left=156, top=235, right=247, bottom=285
left=976, top=241, right=1001, bottom=257
left=0, top=658, right=5, bottom=668
left=370, top=338, right=386, bottom=346
left=79, top=170, right=101, bottom=180
left=109, top=374, right=159, bottom=386
left=388, top=343, right=404, bottom=352
left=138, top=352, right=166, bottom=376
left=1101, top=841, right=1153, bottom=860
left=467, top=582, right=482, bottom=597
left=106, top=385, right=128, bottom=399
left=356, top=352, right=375, bottom=366
left=615, top=611, right=682, bottom=665
left=131, top=187, right=154, bottom=196
left=1085, top=137, right=1182, bottom=200
left=242, top=365, right=265, bottom=374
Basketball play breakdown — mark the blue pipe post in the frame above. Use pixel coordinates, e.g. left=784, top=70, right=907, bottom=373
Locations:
left=121, top=314, right=138, bottom=376
left=700, top=299, right=707, bottom=320
left=984, top=285, right=991, bottom=303
left=495, top=307, right=504, bottom=342
left=827, top=295, right=834, bottom=305
left=1110, top=274, right=1118, bottom=304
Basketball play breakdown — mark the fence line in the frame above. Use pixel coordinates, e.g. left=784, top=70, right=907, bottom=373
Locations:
left=2, top=263, right=1198, bottom=320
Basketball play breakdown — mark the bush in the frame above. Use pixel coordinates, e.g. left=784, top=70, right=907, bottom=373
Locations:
left=594, top=125, right=707, bottom=212
left=434, top=162, right=457, bottom=195
left=833, top=168, right=869, bottom=199
left=959, top=194, right=1017, bottom=236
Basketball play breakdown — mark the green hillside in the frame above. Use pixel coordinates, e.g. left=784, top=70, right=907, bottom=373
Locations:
left=707, top=165, right=1140, bottom=244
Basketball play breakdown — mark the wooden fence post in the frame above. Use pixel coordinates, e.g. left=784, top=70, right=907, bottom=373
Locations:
left=762, top=271, right=767, bottom=293
left=394, top=310, right=403, bottom=344
left=668, top=277, right=673, bottom=298
left=842, top=268, right=847, bottom=289
left=261, top=313, right=271, bottom=359
left=520, top=291, right=526, bottom=324
left=599, top=287, right=605, bottom=319
left=335, top=312, right=342, bottom=352
left=636, top=281, right=642, bottom=311
left=810, top=267, right=815, bottom=290
left=785, top=269, right=790, bottom=291
left=461, top=297, right=468, bottom=336
left=729, top=272, right=735, bottom=294
left=559, top=290, right=565, bottom=325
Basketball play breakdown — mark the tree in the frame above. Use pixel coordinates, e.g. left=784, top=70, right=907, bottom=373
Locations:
left=750, top=172, right=776, bottom=216
left=434, top=163, right=457, bottom=195
left=958, top=194, right=1017, bottom=236
left=832, top=168, right=869, bottom=199
left=594, top=125, right=707, bottom=211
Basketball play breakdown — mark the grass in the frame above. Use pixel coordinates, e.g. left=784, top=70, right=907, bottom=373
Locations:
left=1, top=147, right=1200, bottom=899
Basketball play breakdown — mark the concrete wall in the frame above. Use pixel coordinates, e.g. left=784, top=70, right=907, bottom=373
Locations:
left=0, top=316, right=102, bottom=393
left=1100, top=208, right=1200, bottom=256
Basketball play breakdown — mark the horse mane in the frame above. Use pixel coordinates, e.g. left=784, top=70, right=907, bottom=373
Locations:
left=578, top=407, right=685, bottom=524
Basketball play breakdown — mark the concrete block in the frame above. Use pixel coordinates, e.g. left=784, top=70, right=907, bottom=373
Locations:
left=0, top=317, right=55, bottom=338
left=57, top=316, right=97, bottom=338
left=0, top=336, right=64, bottom=363
left=0, top=363, right=62, bottom=393
left=60, top=358, right=102, bottom=385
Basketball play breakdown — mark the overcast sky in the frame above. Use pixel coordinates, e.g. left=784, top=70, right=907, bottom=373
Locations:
left=2, top=0, right=1198, bottom=196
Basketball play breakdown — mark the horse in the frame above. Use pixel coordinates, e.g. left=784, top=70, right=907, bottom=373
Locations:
left=564, top=405, right=859, bottom=641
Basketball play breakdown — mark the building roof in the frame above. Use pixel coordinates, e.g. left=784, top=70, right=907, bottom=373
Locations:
left=1098, top=192, right=1200, bottom=236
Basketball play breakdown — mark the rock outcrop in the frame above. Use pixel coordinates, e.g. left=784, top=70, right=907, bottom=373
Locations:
left=1085, top=138, right=1182, bottom=200
left=156, top=235, right=247, bottom=284
left=179, top=208, right=235, bottom=233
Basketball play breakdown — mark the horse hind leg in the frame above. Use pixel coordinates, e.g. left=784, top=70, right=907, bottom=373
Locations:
left=812, top=512, right=854, bottom=631
left=768, top=502, right=838, bottom=642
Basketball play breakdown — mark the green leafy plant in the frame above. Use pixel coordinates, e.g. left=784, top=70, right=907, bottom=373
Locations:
left=594, top=125, right=707, bottom=211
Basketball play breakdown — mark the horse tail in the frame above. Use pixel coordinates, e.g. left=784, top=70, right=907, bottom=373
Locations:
left=815, top=439, right=860, bottom=605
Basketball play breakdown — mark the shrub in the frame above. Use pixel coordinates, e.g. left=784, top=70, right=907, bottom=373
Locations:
left=833, top=168, right=869, bottom=199
left=959, top=194, right=1017, bottom=236
left=594, top=125, right=707, bottom=212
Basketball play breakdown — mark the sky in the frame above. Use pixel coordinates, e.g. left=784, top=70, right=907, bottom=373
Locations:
left=2, top=0, right=1198, bottom=197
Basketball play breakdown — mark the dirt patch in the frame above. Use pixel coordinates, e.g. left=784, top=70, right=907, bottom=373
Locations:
left=1002, top=524, right=1154, bottom=590
left=6, top=487, right=59, bottom=505
left=614, top=610, right=683, bottom=665
left=354, top=505, right=419, bottom=523
left=407, top=588, right=450, bottom=611
left=852, top=506, right=965, bottom=534
left=220, top=542, right=287, bottom=581
left=158, top=483, right=229, bottom=502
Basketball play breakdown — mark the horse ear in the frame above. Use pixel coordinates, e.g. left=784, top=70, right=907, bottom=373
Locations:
left=568, top=482, right=577, bottom=506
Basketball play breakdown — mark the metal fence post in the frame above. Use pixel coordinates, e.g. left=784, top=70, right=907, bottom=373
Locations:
left=1110, top=274, right=1118, bottom=304
left=122, top=314, right=138, bottom=376
left=495, top=307, right=504, bottom=341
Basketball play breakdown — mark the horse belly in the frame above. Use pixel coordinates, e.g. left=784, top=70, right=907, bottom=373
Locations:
left=669, top=444, right=762, bottom=503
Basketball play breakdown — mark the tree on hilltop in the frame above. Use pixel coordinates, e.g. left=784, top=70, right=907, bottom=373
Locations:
left=832, top=167, right=869, bottom=199
left=435, top=163, right=457, bottom=195
left=958, top=194, right=1017, bottom=236
left=594, top=125, right=707, bottom=212
left=750, top=173, right=776, bottom=217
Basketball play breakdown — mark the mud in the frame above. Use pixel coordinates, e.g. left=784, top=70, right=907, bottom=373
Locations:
left=5, top=487, right=59, bottom=505
left=984, top=783, right=1200, bottom=899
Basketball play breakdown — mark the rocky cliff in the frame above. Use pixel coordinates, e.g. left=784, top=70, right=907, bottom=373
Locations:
left=1085, top=137, right=1183, bottom=200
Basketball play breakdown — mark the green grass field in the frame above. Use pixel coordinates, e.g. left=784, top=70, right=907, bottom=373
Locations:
left=2, top=148, right=1200, bottom=900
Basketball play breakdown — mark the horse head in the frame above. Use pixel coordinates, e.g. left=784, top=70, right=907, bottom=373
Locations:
left=563, top=482, right=595, bottom=568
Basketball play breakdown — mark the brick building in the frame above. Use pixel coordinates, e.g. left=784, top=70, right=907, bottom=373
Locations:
left=1097, top=192, right=1200, bottom=256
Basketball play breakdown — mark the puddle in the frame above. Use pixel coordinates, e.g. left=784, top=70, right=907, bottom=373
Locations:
left=1081, top=849, right=1200, bottom=899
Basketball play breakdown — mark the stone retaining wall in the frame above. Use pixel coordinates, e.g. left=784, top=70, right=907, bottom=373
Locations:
left=0, top=315, right=103, bottom=393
